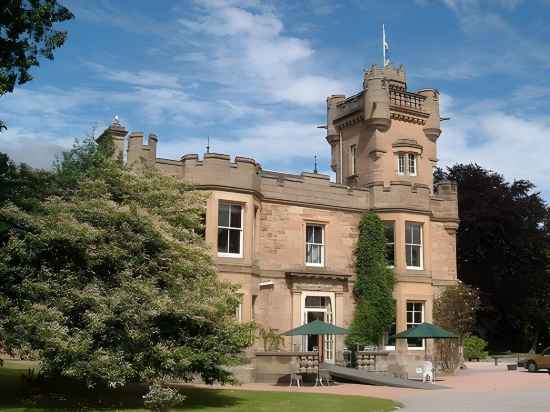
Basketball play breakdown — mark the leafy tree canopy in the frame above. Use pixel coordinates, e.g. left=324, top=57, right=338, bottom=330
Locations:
left=348, top=212, right=395, bottom=347
left=0, top=0, right=74, bottom=130
left=0, top=135, right=253, bottom=390
left=436, top=163, right=550, bottom=352
left=434, top=282, right=480, bottom=341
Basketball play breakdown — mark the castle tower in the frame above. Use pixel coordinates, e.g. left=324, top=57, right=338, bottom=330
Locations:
left=326, top=64, right=441, bottom=191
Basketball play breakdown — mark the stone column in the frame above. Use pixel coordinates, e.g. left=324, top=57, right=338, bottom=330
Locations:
left=291, top=290, right=302, bottom=352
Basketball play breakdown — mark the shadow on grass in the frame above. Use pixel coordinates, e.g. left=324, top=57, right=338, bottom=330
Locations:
left=0, top=360, right=241, bottom=411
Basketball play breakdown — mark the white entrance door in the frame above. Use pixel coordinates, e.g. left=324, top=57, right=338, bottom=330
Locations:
left=301, top=294, right=335, bottom=363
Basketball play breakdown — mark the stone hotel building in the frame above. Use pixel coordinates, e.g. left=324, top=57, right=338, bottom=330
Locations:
left=105, top=63, right=458, bottom=363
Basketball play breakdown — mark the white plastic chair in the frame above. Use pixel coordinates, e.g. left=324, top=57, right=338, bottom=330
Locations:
left=421, top=361, right=434, bottom=383
left=289, top=372, right=303, bottom=387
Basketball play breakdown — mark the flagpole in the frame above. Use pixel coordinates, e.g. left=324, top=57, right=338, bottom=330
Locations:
left=382, top=24, right=386, bottom=67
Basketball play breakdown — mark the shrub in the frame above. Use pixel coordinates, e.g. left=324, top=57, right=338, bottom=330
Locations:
left=463, top=336, right=488, bottom=361
left=434, top=282, right=481, bottom=370
left=143, top=383, right=185, bottom=412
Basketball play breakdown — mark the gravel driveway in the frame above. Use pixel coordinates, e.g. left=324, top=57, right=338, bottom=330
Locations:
left=398, top=363, right=550, bottom=412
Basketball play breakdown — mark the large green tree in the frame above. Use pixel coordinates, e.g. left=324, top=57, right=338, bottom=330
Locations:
left=1, top=0, right=73, bottom=130
left=348, top=212, right=395, bottom=347
left=0, top=137, right=253, bottom=395
left=436, top=164, right=550, bottom=352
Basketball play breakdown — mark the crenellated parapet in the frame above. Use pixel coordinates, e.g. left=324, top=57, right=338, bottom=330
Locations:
left=179, top=153, right=262, bottom=194
left=127, top=132, right=158, bottom=170
left=430, top=181, right=459, bottom=224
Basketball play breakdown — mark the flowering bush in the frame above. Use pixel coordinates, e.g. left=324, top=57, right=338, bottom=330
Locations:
left=143, top=383, right=185, bottom=412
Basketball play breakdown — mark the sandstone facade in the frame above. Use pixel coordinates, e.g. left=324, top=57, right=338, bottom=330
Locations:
left=105, top=63, right=458, bottom=362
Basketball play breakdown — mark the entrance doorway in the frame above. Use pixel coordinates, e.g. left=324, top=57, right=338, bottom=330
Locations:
left=306, top=311, right=324, bottom=351
left=301, top=293, right=335, bottom=363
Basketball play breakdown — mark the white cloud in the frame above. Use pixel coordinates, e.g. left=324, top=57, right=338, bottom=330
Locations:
left=91, top=63, right=183, bottom=88
left=438, top=93, right=550, bottom=199
left=177, top=1, right=352, bottom=106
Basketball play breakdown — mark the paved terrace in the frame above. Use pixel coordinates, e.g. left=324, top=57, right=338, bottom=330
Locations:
left=191, top=362, right=550, bottom=411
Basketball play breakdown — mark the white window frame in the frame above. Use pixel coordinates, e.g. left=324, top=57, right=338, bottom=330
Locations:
left=408, top=153, right=417, bottom=176
left=406, top=301, right=425, bottom=350
left=305, top=223, right=325, bottom=267
left=217, top=202, right=244, bottom=258
left=397, top=153, right=406, bottom=176
left=350, top=144, right=357, bottom=176
left=405, top=222, right=423, bottom=270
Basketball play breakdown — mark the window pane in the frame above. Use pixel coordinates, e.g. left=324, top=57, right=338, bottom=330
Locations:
left=414, top=311, right=423, bottom=324
left=411, top=245, right=420, bottom=267
left=228, top=228, right=241, bottom=254
left=407, top=311, right=413, bottom=324
left=412, top=224, right=421, bottom=244
left=305, top=296, right=322, bottom=308
left=407, top=302, right=414, bottom=312
left=384, top=223, right=394, bottom=243
left=408, top=337, right=423, bottom=347
left=306, top=244, right=322, bottom=264
left=218, top=203, right=230, bottom=227
left=306, top=225, right=314, bottom=243
left=313, top=226, right=323, bottom=244
left=385, top=244, right=395, bottom=266
left=230, top=205, right=242, bottom=228
left=398, top=154, right=405, bottom=174
left=218, top=228, right=228, bottom=253
left=405, top=223, right=412, bottom=244
left=409, top=154, right=416, bottom=174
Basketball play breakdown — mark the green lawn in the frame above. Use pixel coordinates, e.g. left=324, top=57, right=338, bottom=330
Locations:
left=0, top=359, right=400, bottom=412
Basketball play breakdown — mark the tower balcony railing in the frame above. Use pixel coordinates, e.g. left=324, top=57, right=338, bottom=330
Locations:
left=389, top=89, right=426, bottom=112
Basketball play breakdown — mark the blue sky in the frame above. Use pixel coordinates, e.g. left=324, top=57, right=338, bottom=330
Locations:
left=1, top=0, right=550, bottom=200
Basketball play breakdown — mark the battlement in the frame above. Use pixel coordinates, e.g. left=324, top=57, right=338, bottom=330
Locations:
left=127, top=132, right=158, bottom=169
left=99, top=115, right=456, bottom=218
left=364, top=63, right=406, bottom=85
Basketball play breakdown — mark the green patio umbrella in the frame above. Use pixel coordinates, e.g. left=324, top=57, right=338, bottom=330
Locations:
left=393, top=322, right=457, bottom=381
left=282, top=320, right=349, bottom=384
left=281, top=320, right=349, bottom=336
left=393, top=322, right=457, bottom=340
